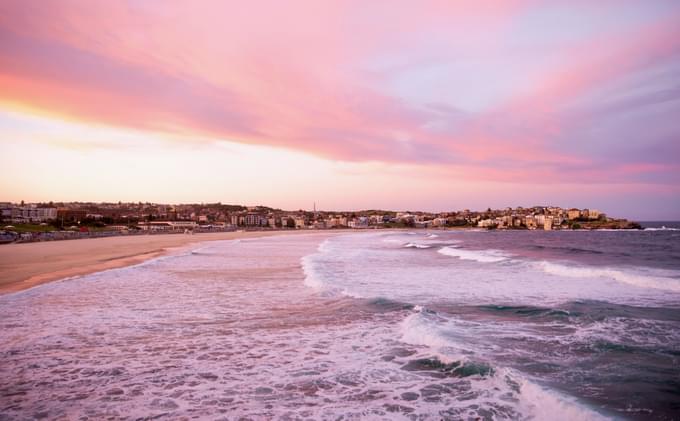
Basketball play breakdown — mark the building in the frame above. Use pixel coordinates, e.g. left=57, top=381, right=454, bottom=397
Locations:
left=1, top=206, right=12, bottom=221
left=294, top=216, right=306, bottom=228
left=587, top=209, right=601, bottom=220
left=535, top=214, right=545, bottom=226
left=432, top=218, right=448, bottom=227
left=245, top=213, right=265, bottom=227
left=369, top=215, right=384, bottom=225
left=525, top=216, right=537, bottom=229
left=57, top=208, right=87, bottom=223
left=8, top=207, right=58, bottom=223
left=567, top=209, right=581, bottom=220
left=544, top=216, right=553, bottom=230
left=477, top=219, right=495, bottom=228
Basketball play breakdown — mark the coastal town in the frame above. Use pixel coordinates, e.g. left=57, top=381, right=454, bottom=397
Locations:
left=0, top=201, right=641, bottom=243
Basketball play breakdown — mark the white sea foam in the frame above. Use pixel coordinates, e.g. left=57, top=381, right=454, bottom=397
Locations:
left=513, top=373, right=611, bottom=420
left=404, top=242, right=431, bottom=249
left=426, top=233, right=439, bottom=238
left=568, top=317, right=680, bottom=348
left=644, top=227, right=680, bottom=231
left=437, top=246, right=511, bottom=263
left=4, top=231, right=659, bottom=420
left=460, top=367, right=613, bottom=420
left=301, top=254, right=324, bottom=290
left=400, top=310, right=452, bottom=349
left=301, top=240, right=331, bottom=290
left=538, top=261, right=680, bottom=292
left=300, top=233, right=679, bottom=307
left=399, top=308, right=473, bottom=365
left=400, top=309, right=610, bottom=419
left=301, top=238, right=365, bottom=296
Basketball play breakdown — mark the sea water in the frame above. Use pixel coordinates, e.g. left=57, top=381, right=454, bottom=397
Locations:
left=1, top=228, right=679, bottom=420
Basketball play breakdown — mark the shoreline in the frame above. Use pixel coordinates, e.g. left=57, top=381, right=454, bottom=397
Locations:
left=0, top=230, right=329, bottom=296
left=0, top=225, right=657, bottom=296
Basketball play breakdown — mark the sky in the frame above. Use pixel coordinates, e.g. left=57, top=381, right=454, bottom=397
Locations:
left=1, top=1, right=679, bottom=219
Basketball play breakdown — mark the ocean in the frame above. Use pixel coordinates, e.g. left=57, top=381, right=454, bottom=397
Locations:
left=1, top=227, right=679, bottom=420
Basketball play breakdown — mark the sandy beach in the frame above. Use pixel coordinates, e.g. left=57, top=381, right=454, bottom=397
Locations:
left=0, top=230, right=313, bottom=295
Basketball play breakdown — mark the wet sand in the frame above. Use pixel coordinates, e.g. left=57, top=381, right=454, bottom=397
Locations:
left=0, top=230, right=319, bottom=295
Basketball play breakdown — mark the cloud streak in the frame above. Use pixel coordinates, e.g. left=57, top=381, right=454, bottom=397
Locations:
left=1, top=0, right=679, bottom=187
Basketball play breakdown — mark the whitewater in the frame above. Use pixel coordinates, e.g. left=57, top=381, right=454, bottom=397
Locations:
left=1, top=228, right=679, bottom=420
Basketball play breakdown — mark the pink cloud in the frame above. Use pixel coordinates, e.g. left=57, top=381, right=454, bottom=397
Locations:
left=0, top=0, right=678, bottom=186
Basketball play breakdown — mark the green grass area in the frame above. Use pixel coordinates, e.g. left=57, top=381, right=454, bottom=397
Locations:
left=2, top=223, right=133, bottom=233
left=2, top=223, right=57, bottom=233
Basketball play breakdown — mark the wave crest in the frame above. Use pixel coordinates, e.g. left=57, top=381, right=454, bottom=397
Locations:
left=438, top=246, right=511, bottom=263
left=538, top=261, right=680, bottom=292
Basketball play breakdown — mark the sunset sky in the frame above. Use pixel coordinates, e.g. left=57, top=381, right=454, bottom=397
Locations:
left=1, top=1, right=679, bottom=219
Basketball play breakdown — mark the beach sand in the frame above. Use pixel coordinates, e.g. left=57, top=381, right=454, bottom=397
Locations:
left=0, top=230, right=313, bottom=295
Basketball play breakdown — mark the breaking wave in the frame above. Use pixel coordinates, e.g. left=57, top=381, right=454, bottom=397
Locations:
left=538, top=261, right=680, bottom=292
left=399, top=307, right=609, bottom=420
left=301, top=240, right=330, bottom=290
left=437, top=246, right=511, bottom=263
left=400, top=307, right=462, bottom=353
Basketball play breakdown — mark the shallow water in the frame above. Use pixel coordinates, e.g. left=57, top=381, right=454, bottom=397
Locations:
left=1, top=230, right=679, bottom=419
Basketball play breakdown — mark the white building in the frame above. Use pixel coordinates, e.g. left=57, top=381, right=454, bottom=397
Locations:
left=294, top=217, right=306, bottom=228
left=477, top=219, right=492, bottom=228
left=432, top=218, right=448, bottom=227
left=9, top=207, right=57, bottom=223
left=544, top=216, right=553, bottom=231
left=535, top=214, right=545, bottom=226
left=245, top=213, right=267, bottom=226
